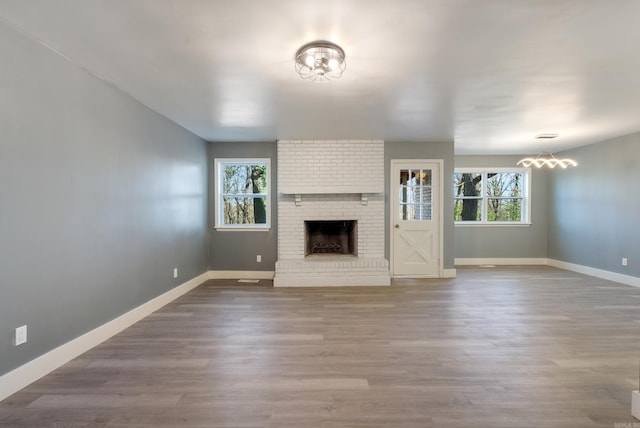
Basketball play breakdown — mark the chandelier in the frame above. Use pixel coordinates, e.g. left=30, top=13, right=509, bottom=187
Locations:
left=517, top=153, right=577, bottom=169
left=295, top=40, right=346, bottom=82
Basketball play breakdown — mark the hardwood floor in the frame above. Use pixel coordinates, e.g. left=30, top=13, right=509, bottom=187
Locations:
left=1, top=266, right=639, bottom=427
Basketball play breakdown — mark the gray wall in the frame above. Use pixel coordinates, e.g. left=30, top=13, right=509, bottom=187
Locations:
left=207, top=140, right=455, bottom=271
left=454, top=155, right=549, bottom=259
left=208, top=141, right=278, bottom=271
left=385, top=141, right=456, bottom=269
left=0, top=21, right=208, bottom=376
left=548, top=133, right=640, bottom=277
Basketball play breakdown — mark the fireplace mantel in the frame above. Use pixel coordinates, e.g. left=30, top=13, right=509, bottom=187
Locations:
left=279, top=185, right=383, bottom=195
left=288, top=192, right=371, bottom=206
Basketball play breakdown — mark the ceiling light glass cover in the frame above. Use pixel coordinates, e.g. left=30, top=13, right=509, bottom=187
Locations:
left=517, top=153, right=577, bottom=169
left=295, top=40, right=346, bottom=82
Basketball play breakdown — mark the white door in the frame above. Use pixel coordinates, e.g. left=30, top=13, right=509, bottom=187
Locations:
left=391, top=160, right=442, bottom=277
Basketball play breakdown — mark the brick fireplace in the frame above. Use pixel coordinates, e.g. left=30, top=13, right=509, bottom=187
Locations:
left=273, top=140, right=390, bottom=287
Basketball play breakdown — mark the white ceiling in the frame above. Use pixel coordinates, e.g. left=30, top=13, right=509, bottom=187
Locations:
left=1, top=0, right=639, bottom=154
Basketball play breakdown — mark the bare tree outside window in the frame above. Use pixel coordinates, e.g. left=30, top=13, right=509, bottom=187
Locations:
left=486, top=172, right=521, bottom=221
left=454, top=173, right=483, bottom=221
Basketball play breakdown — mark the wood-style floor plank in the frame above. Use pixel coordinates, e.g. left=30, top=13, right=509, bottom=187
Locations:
left=1, top=266, right=639, bottom=427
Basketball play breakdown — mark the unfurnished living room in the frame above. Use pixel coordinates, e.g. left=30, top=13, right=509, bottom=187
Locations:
left=1, top=1, right=639, bottom=427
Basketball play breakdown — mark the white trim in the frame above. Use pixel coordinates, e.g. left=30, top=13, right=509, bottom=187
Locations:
left=0, top=272, right=210, bottom=402
left=455, top=223, right=532, bottom=227
left=392, top=274, right=441, bottom=279
left=390, top=159, right=444, bottom=278
left=207, top=270, right=275, bottom=280
left=443, top=268, right=457, bottom=278
left=455, top=258, right=640, bottom=288
left=213, top=227, right=271, bottom=232
left=547, top=259, right=640, bottom=288
left=3, top=262, right=634, bottom=403
left=456, top=167, right=531, bottom=173
left=438, top=161, right=444, bottom=278
left=455, top=258, right=549, bottom=266
left=632, top=390, right=640, bottom=420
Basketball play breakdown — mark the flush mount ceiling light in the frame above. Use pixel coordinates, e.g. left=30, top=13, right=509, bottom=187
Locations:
left=295, top=40, right=346, bottom=82
left=517, top=152, right=577, bottom=169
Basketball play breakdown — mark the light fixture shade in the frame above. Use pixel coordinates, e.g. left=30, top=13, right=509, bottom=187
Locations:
left=517, top=153, right=577, bottom=168
left=295, top=40, right=346, bottom=82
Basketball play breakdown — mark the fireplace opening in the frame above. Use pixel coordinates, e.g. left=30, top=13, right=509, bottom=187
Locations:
left=305, top=220, right=357, bottom=257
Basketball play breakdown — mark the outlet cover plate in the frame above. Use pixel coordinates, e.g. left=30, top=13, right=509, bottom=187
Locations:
left=15, top=325, right=27, bottom=346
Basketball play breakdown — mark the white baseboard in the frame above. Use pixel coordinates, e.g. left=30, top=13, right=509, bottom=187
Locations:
left=548, top=259, right=640, bottom=288
left=0, top=271, right=210, bottom=402
left=455, top=258, right=640, bottom=288
left=633, top=390, right=640, bottom=420
left=443, top=268, right=457, bottom=278
left=2, top=263, right=636, bottom=403
left=455, top=258, right=549, bottom=266
left=207, top=270, right=275, bottom=280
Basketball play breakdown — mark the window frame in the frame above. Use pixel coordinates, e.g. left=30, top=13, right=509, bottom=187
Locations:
left=214, top=158, right=271, bottom=231
left=454, top=167, right=531, bottom=226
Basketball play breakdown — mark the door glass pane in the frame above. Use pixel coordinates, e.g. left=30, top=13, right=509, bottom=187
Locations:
left=398, top=186, right=411, bottom=204
left=400, top=169, right=410, bottom=185
left=421, top=187, right=432, bottom=204
left=400, top=204, right=420, bottom=221
left=417, top=169, right=432, bottom=186
left=399, top=169, right=410, bottom=204
left=420, top=204, right=432, bottom=220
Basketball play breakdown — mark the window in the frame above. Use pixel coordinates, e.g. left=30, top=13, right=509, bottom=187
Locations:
left=454, top=168, right=530, bottom=225
left=214, top=158, right=270, bottom=230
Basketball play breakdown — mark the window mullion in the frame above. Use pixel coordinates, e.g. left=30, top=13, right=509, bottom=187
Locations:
left=482, top=172, right=488, bottom=222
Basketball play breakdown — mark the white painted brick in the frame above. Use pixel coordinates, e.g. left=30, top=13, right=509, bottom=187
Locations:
left=278, top=140, right=384, bottom=194
left=275, top=140, right=388, bottom=281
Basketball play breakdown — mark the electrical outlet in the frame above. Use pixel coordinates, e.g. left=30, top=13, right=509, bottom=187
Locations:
left=173, top=268, right=178, bottom=278
left=256, top=255, right=262, bottom=263
left=622, top=258, right=628, bottom=266
left=15, top=325, right=27, bottom=346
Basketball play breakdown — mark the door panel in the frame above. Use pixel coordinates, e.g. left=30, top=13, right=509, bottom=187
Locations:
left=392, top=161, right=441, bottom=277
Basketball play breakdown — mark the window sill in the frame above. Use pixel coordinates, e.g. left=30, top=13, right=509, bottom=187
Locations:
left=214, top=226, right=271, bottom=232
